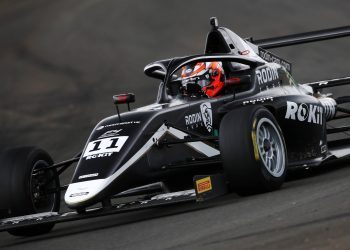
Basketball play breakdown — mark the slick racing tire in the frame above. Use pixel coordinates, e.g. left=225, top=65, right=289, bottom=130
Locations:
left=0, top=147, right=60, bottom=236
left=219, top=106, right=287, bottom=194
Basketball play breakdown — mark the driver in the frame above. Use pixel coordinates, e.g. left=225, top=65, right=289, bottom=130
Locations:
left=181, top=61, right=225, bottom=98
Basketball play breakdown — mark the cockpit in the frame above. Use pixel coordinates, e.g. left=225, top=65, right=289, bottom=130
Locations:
left=144, top=55, right=264, bottom=103
left=167, top=59, right=252, bottom=99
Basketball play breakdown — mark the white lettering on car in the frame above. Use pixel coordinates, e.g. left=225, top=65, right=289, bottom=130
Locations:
left=285, top=101, right=323, bottom=125
left=242, top=97, right=274, bottom=106
left=185, top=102, right=213, bottom=132
left=96, top=121, right=141, bottom=130
left=78, top=173, right=99, bottom=179
left=185, top=113, right=202, bottom=125
left=83, top=136, right=129, bottom=160
left=255, top=66, right=279, bottom=85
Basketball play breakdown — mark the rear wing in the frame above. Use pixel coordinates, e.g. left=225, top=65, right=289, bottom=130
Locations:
left=250, top=25, right=350, bottom=74
left=252, top=25, right=350, bottom=49
left=304, top=76, right=350, bottom=90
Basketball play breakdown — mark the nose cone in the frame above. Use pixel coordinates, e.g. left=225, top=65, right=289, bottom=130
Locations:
left=64, top=179, right=108, bottom=208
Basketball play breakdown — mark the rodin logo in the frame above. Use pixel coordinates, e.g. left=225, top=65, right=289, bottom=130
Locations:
left=285, top=101, right=323, bottom=125
left=255, top=66, right=279, bottom=85
left=200, top=102, right=212, bottom=132
left=185, top=113, right=202, bottom=126
left=185, top=102, right=213, bottom=132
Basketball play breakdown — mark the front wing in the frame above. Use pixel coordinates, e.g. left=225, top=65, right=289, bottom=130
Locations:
left=0, top=174, right=228, bottom=233
left=0, top=190, right=197, bottom=233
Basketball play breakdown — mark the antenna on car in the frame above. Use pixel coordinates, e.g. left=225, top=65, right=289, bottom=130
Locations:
left=210, top=17, right=218, bottom=30
left=112, top=93, right=135, bottom=122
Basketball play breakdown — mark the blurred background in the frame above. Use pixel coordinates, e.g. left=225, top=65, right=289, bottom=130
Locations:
left=0, top=0, right=349, bottom=163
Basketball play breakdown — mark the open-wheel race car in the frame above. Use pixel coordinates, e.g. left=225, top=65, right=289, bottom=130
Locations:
left=1, top=18, right=350, bottom=236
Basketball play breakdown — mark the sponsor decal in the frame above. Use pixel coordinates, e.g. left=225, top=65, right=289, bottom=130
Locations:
left=255, top=66, right=279, bottom=85
left=78, top=173, right=99, bottom=180
left=258, top=48, right=292, bottom=72
left=99, top=129, right=122, bottom=139
left=83, top=136, right=129, bottom=160
left=86, top=153, right=113, bottom=160
left=96, top=121, right=140, bottom=130
left=321, top=145, right=327, bottom=154
left=185, top=102, right=213, bottom=132
left=185, top=113, right=202, bottom=126
left=285, top=101, right=323, bottom=125
left=200, top=102, right=213, bottom=132
left=122, top=190, right=196, bottom=205
left=243, top=97, right=274, bottom=106
left=69, top=192, right=89, bottom=198
left=150, top=190, right=196, bottom=201
left=196, top=177, right=212, bottom=194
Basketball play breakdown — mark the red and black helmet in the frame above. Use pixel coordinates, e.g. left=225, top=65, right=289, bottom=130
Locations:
left=181, top=61, right=225, bottom=97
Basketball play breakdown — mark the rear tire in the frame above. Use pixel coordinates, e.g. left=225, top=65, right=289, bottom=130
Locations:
left=0, top=147, right=60, bottom=236
left=219, top=106, right=287, bottom=194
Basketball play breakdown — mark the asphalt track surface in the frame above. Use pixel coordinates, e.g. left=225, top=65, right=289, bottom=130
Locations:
left=0, top=0, right=350, bottom=249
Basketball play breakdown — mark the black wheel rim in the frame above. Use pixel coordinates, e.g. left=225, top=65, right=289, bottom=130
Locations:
left=30, top=160, right=58, bottom=212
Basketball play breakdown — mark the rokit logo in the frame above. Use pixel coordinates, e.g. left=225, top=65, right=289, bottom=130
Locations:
left=185, top=102, right=213, bottom=132
left=83, top=136, right=129, bottom=160
left=255, top=66, right=279, bottom=85
left=285, top=101, right=323, bottom=125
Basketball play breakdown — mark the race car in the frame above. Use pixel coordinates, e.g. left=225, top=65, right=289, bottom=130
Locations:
left=1, top=17, right=350, bottom=236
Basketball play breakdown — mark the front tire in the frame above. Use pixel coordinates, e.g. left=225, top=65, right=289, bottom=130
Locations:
left=219, top=106, right=287, bottom=194
left=0, top=147, right=60, bottom=236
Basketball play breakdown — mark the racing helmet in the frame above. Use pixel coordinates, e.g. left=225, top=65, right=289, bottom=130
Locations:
left=181, top=61, right=225, bottom=98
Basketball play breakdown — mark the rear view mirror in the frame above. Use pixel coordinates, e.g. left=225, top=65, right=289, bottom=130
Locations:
left=144, top=63, right=167, bottom=80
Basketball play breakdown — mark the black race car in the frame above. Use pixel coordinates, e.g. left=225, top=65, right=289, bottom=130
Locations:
left=1, top=18, right=350, bottom=236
